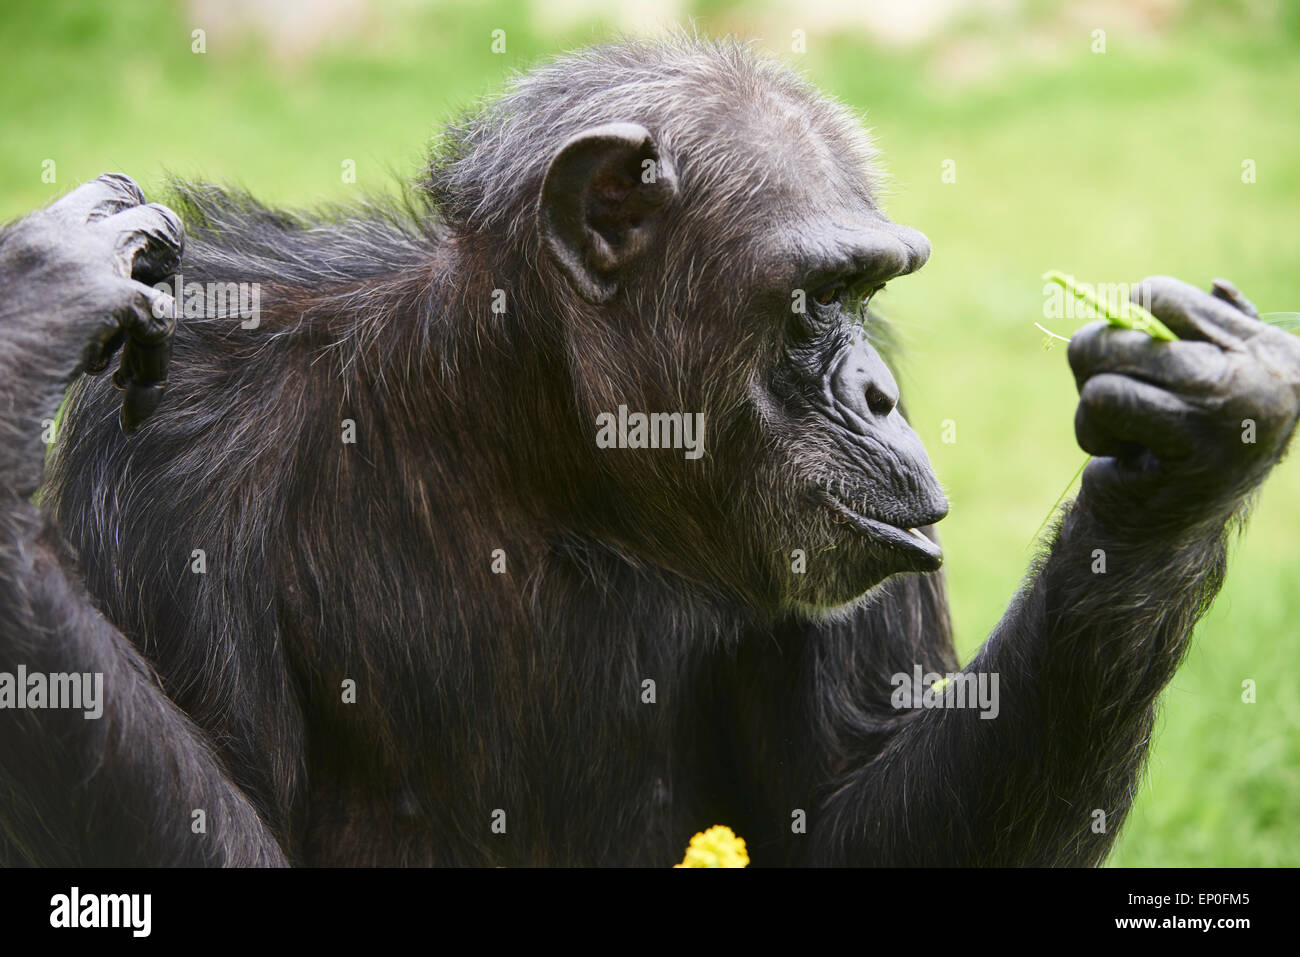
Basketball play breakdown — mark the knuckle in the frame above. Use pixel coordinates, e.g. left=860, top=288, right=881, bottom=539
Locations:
left=114, top=279, right=163, bottom=315
left=144, top=202, right=184, bottom=236
left=1074, top=405, right=1103, bottom=453
left=1135, top=274, right=1180, bottom=295
left=1067, top=321, right=1106, bottom=366
left=1080, top=373, right=1141, bottom=415
left=133, top=296, right=177, bottom=333
left=1073, top=402, right=1093, bottom=437
left=94, top=172, right=145, bottom=206
left=1133, top=275, right=1187, bottom=314
left=1078, top=375, right=1110, bottom=408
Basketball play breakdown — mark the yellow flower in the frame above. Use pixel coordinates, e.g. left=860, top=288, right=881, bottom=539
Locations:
left=674, top=825, right=749, bottom=868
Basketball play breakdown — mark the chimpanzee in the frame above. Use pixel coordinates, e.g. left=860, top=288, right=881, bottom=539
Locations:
left=1, top=37, right=1297, bottom=866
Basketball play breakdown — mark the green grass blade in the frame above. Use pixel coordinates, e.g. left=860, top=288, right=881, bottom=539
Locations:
left=1043, top=270, right=1178, bottom=341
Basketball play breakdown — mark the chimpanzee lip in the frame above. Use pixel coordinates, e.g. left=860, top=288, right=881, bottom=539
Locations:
left=817, top=490, right=944, bottom=570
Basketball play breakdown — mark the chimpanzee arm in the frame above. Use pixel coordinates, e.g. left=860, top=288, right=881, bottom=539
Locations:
left=806, top=278, right=1300, bottom=865
left=0, top=174, right=286, bottom=865
left=802, top=505, right=1228, bottom=865
left=0, top=511, right=288, bottom=866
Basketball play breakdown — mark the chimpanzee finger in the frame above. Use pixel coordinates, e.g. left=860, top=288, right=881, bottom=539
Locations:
left=48, top=172, right=145, bottom=224
left=1210, top=278, right=1260, bottom=319
left=1132, top=276, right=1261, bottom=348
left=1067, top=321, right=1228, bottom=395
left=108, top=281, right=176, bottom=434
left=104, top=202, right=185, bottom=286
left=1074, top=373, right=1196, bottom=461
left=84, top=329, right=124, bottom=375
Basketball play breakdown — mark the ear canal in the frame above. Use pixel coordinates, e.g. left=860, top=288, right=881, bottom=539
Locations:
left=537, top=122, right=679, bottom=304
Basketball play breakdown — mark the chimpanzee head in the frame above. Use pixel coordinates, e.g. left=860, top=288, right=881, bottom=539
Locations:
left=429, top=37, right=948, bottom=614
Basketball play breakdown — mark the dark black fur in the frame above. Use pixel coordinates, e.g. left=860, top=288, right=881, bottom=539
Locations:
left=3, top=37, right=1298, bottom=866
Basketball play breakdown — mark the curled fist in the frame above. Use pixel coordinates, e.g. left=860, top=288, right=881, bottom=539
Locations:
left=0, top=172, right=183, bottom=436
left=1067, top=276, right=1300, bottom=535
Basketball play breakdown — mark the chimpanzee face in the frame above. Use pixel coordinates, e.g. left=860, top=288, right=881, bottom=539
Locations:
left=746, top=207, right=948, bottom=608
left=538, top=119, right=947, bottom=611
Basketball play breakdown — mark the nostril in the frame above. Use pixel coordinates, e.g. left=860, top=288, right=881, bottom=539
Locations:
left=865, top=384, right=894, bottom=416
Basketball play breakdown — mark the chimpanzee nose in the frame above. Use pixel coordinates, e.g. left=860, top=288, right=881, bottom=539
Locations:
left=832, top=339, right=899, bottom=422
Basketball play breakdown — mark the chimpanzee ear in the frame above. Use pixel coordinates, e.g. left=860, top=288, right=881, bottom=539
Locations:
left=538, top=122, right=679, bottom=304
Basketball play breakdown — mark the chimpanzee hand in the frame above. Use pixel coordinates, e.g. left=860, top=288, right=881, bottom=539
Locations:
left=1068, top=275, right=1300, bottom=536
left=0, top=172, right=182, bottom=439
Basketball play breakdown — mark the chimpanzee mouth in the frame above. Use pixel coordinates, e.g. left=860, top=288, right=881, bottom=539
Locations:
left=816, top=489, right=944, bottom=570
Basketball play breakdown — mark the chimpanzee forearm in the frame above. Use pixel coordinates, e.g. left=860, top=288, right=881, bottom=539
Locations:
left=0, top=174, right=286, bottom=865
left=812, top=496, right=1230, bottom=866
left=0, top=502, right=287, bottom=866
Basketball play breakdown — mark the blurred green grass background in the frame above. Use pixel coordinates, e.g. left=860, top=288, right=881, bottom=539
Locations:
left=1, top=0, right=1296, bottom=865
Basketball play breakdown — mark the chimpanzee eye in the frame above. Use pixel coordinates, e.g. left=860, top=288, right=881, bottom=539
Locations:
left=812, top=281, right=845, bottom=307
left=860, top=283, right=885, bottom=309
